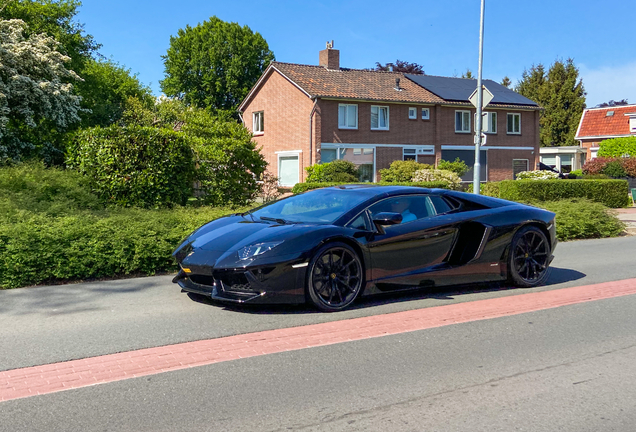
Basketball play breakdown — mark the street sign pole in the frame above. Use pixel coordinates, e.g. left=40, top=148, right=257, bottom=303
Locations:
left=473, top=0, right=486, bottom=195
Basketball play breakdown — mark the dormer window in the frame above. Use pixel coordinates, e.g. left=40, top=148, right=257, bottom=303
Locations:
left=628, top=113, right=636, bottom=134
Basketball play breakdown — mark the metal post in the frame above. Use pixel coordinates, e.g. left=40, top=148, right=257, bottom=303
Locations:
left=473, top=0, right=486, bottom=195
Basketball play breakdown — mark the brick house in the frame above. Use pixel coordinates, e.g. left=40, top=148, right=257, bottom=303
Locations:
left=575, top=104, right=636, bottom=161
left=238, top=45, right=542, bottom=186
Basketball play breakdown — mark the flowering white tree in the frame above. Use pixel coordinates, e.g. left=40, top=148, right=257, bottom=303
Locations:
left=0, top=18, right=82, bottom=163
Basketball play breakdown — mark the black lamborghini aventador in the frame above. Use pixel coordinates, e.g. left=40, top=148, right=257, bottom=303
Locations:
left=172, top=185, right=557, bottom=311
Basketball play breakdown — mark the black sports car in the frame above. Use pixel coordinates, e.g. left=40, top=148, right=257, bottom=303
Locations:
left=172, top=185, right=557, bottom=311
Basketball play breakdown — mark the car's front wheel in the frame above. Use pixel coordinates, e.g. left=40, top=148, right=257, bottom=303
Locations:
left=307, top=242, right=363, bottom=312
left=509, top=225, right=551, bottom=287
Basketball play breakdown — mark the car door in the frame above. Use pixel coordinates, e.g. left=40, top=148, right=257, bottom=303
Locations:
left=366, top=195, right=456, bottom=287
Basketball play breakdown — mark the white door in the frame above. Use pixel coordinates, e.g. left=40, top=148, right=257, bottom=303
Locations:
left=279, top=155, right=299, bottom=187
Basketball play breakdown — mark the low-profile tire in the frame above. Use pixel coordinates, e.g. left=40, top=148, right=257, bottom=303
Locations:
left=306, top=242, right=364, bottom=312
left=508, top=225, right=551, bottom=288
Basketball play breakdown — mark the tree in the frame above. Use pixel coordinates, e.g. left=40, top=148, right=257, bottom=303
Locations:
left=0, top=18, right=82, bottom=164
left=516, top=59, right=586, bottom=146
left=500, top=76, right=512, bottom=88
left=161, top=16, right=274, bottom=114
left=75, top=59, right=154, bottom=127
left=596, top=99, right=629, bottom=108
left=375, top=60, right=425, bottom=74
left=0, top=0, right=98, bottom=73
left=461, top=69, right=474, bottom=79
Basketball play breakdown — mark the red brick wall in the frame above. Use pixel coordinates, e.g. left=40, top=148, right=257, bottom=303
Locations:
left=376, top=146, right=403, bottom=181
left=242, top=71, right=314, bottom=181
left=579, top=139, right=600, bottom=161
left=487, top=149, right=538, bottom=181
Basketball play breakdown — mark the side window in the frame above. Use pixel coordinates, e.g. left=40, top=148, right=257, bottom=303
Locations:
left=429, top=195, right=453, bottom=214
left=347, top=213, right=370, bottom=231
left=368, top=195, right=433, bottom=225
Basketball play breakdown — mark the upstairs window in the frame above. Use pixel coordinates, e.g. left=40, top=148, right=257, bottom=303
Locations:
left=421, top=108, right=430, bottom=120
left=474, top=112, right=497, bottom=133
left=408, top=107, right=417, bottom=119
left=455, top=110, right=471, bottom=133
left=253, top=111, right=264, bottom=134
left=371, top=106, right=389, bottom=130
left=338, top=104, right=358, bottom=129
left=507, top=113, right=521, bottom=134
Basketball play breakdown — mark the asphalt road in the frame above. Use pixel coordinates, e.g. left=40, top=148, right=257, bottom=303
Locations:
left=1, top=236, right=636, bottom=431
left=1, top=235, right=635, bottom=371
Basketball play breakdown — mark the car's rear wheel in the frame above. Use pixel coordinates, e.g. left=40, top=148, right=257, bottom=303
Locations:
left=509, top=225, right=551, bottom=287
left=307, top=242, right=363, bottom=312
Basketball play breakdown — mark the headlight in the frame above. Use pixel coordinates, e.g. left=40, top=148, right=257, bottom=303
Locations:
left=237, top=241, right=283, bottom=260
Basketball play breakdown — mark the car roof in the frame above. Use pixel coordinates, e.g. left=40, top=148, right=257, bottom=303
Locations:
left=322, top=184, right=435, bottom=197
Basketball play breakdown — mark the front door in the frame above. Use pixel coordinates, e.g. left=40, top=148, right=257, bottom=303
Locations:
left=279, top=155, right=299, bottom=187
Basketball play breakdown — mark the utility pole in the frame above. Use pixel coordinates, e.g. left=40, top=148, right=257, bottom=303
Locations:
left=473, top=0, right=486, bottom=195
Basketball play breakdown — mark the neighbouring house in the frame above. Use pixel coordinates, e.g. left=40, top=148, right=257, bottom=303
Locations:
left=575, top=104, right=636, bottom=161
left=539, top=146, right=587, bottom=174
left=238, top=44, right=542, bottom=186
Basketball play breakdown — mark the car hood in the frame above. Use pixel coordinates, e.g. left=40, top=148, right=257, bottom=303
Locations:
left=173, top=215, right=335, bottom=263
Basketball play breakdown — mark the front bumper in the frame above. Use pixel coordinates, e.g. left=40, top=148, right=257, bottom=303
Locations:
left=174, top=261, right=308, bottom=305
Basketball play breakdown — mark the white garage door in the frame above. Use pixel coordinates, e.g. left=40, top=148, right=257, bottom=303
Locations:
left=279, top=155, right=299, bottom=187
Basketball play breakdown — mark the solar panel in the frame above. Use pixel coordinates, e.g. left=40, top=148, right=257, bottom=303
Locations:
left=405, top=74, right=538, bottom=106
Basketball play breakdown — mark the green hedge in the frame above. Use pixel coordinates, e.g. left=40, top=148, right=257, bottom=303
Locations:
left=497, top=179, right=629, bottom=208
left=0, top=206, right=249, bottom=289
left=291, top=181, right=451, bottom=194
left=539, top=199, right=625, bottom=241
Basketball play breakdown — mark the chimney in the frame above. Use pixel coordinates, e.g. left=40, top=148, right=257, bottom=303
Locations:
left=319, top=40, right=339, bottom=70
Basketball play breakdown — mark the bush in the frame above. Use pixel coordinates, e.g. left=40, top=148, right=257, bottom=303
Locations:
left=68, top=125, right=197, bottom=208
left=468, top=182, right=501, bottom=197
left=515, top=170, right=560, bottom=180
left=603, top=160, right=627, bottom=178
left=291, top=181, right=451, bottom=194
left=582, top=157, right=613, bottom=175
left=569, top=169, right=583, bottom=178
left=379, top=160, right=431, bottom=182
left=437, top=158, right=469, bottom=177
left=305, top=160, right=359, bottom=183
left=411, top=169, right=461, bottom=189
left=498, top=179, right=629, bottom=208
left=538, top=199, right=625, bottom=241
left=597, top=136, right=636, bottom=158
left=623, top=158, right=636, bottom=177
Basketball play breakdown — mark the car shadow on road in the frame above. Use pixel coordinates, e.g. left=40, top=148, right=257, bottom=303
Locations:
left=185, top=266, right=587, bottom=315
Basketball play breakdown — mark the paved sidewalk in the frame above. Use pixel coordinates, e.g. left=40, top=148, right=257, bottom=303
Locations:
left=615, top=207, right=636, bottom=235
left=2, top=277, right=636, bottom=404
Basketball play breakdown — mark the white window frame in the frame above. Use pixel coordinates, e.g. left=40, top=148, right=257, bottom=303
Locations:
left=276, top=150, right=302, bottom=187
left=408, top=107, right=417, bottom=120
left=403, top=148, right=417, bottom=161
left=371, top=105, right=390, bottom=130
left=421, top=108, right=430, bottom=120
left=507, top=113, right=521, bottom=135
left=252, top=111, right=264, bottom=135
left=475, top=112, right=497, bottom=134
left=338, top=104, right=358, bottom=130
left=455, top=110, right=471, bottom=133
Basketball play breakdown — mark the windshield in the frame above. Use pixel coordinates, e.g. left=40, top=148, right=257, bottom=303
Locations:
left=250, top=189, right=369, bottom=224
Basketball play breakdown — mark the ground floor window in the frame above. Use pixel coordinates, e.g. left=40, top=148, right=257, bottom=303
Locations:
left=278, top=154, right=299, bottom=187
left=403, top=148, right=417, bottom=161
left=513, top=159, right=529, bottom=179
left=321, top=146, right=375, bottom=182
left=441, top=149, right=487, bottom=182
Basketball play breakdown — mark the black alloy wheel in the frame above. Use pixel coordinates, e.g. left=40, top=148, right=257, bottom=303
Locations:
left=307, top=242, right=364, bottom=312
left=509, top=226, right=551, bottom=287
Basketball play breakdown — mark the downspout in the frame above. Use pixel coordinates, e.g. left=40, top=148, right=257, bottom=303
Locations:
left=309, top=97, right=318, bottom=168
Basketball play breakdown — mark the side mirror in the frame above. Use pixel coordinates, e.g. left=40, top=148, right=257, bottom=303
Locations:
left=372, top=212, right=402, bottom=234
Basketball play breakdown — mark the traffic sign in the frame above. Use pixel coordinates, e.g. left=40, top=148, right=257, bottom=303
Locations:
left=469, top=85, right=494, bottom=109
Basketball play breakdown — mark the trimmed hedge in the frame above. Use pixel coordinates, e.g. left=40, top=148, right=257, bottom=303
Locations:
left=497, top=179, right=629, bottom=208
left=291, top=181, right=451, bottom=194
left=538, top=199, right=625, bottom=241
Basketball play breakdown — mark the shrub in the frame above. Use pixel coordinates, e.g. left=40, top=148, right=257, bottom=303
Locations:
left=515, top=170, right=560, bottom=180
left=622, top=158, right=636, bottom=177
left=603, top=160, right=627, bottom=178
left=291, top=181, right=451, bottom=194
left=437, top=158, right=469, bottom=177
left=597, top=136, right=636, bottom=158
left=569, top=169, right=583, bottom=178
left=68, top=125, right=197, bottom=208
left=582, top=157, right=616, bottom=175
left=259, top=172, right=281, bottom=203
left=379, top=160, right=431, bottom=182
left=538, top=199, right=625, bottom=241
left=468, top=182, right=501, bottom=197
left=411, top=169, right=461, bottom=189
left=498, top=179, right=629, bottom=208
left=305, top=160, right=359, bottom=183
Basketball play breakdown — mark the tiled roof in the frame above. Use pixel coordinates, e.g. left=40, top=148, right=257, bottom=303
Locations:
left=272, top=62, right=444, bottom=104
left=576, top=105, right=636, bottom=138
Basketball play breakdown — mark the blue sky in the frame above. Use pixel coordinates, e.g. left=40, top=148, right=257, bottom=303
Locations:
left=78, top=0, right=636, bottom=107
